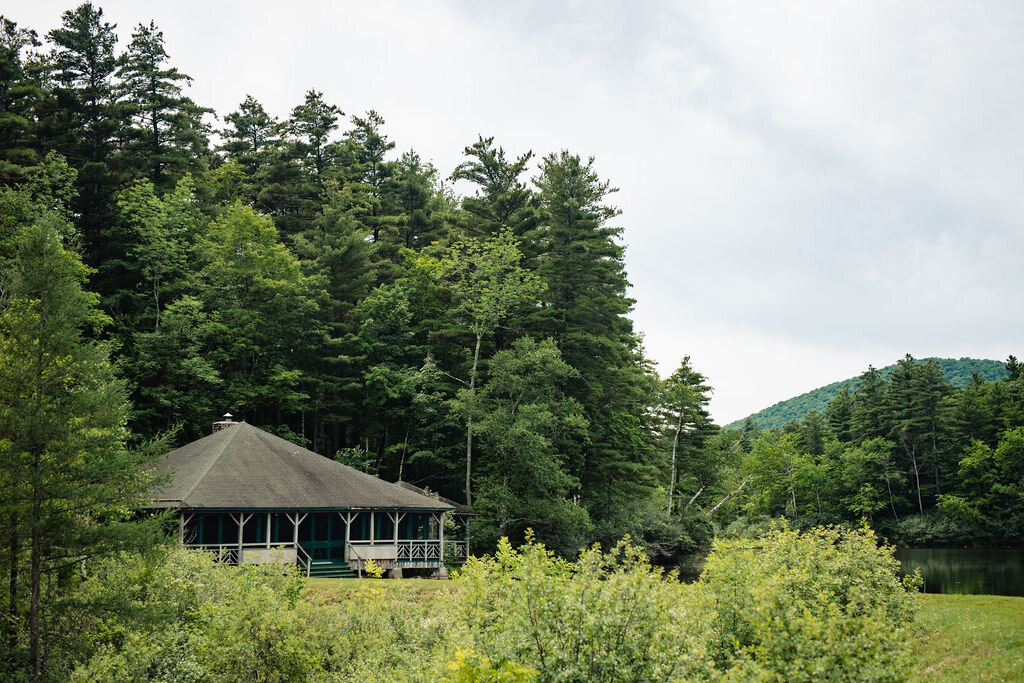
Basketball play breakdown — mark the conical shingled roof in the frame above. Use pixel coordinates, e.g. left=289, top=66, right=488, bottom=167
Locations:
left=148, top=422, right=453, bottom=511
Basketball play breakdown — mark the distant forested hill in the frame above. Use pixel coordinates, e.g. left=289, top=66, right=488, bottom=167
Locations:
left=724, top=357, right=1008, bottom=431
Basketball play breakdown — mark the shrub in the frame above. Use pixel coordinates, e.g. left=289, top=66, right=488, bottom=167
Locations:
left=454, top=534, right=712, bottom=682
left=699, top=523, right=921, bottom=682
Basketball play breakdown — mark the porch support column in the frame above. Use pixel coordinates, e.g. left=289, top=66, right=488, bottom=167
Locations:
left=290, top=512, right=308, bottom=548
left=369, top=511, right=375, bottom=545
left=438, top=512, right=444, bottom=561
left=265, top=512, right=271, bottom=548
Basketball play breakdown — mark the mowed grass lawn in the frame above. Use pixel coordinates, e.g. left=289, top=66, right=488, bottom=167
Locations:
left=911, top=593, right=1024, bottom=682
left=306, top=579, right=1023, bottom=680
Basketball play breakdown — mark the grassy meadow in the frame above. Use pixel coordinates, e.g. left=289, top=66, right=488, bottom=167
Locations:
left=910, top=593, right=1024, bottom=682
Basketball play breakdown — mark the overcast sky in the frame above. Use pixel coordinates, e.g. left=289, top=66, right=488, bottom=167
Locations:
left=10, top=1, right=1023, bottom=424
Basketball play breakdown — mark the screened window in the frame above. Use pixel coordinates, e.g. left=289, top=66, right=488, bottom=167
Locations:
left=350, top=512, right=371, bottom=541
left=270, top=513, right=291, bottom=544
left=375, top=513, right=394, bottom=540
left=242, top=515, right=265, bottom=544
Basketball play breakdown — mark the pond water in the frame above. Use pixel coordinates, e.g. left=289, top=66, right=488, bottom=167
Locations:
left=895, top=548, right=1024, bottom=597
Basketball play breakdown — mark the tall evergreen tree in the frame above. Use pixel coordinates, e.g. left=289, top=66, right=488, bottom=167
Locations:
left=0, top=219, right=158, bottom=680
left=0, top=17, right=43, bottom=184
left=45, top=2, right=123, bottom=264
left=660, top=356, right=716, bottom=514
left=449, top=135, right=539, bottom=242
left=219, top=94, right=280, bottom=202
left=825, top=382, right=854, bottom=443
left=116, top=20, right=211, bottom=190
left=532, top=150, right=656, bottom=538
left=852, top=365, right=887, bottom=442
left=259, top=89, right=342, bottom=239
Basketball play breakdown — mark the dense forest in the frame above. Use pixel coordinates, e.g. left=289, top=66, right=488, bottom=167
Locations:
left=731, top=354, right=1024, bottom=547
left=724, top=357, right=1009, bottom=431
left=2, top=3, right=1023, bottom=679
left=0, top=2, right=720, bottom=567
left=2, top=4, right=1023, bottom=562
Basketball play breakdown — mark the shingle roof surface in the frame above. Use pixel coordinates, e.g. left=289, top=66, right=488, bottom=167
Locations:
left=395, top=481, right=477, bottom=515
left=149, top=422, right=453, bottom=511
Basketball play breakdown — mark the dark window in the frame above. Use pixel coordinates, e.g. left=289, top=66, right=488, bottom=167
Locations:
left=298, top=516, right=312, bottom=542
left=313, top=513, right=329, bottom=542
left=406, top=514, right=431, bottom=540
left=330, top=515, right=346, bottom=541
left=270, top=514, right=290, bottom=544
left=350, top=512, right=370, bottom=541
left=376, top=513, right=394, bottom=540
left=199, top=513, right=234, bottom=545
left=242, top=515, right=264, bottom=544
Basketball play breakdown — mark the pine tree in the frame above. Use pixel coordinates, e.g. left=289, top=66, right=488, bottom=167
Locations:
left=0, top=17, right=43, bottom=184
left=219, top=94, right=280, bottom=202
left=116, top=20, right=211, bottom=190
left=825, top=382, right=854, bottom=443
left=531, top=150, right=656, bottom=537
left=45, top=2, right=123, bottom=265
left=852, top=365, right=887, bottom=442
left=0, top=219, right=157, bottom=680
left=449, top=135, right=539, bottom=242
left=660, top=356, right=716, bottom=514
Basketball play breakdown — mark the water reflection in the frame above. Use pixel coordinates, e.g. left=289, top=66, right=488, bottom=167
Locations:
left=895, top=548, right=1024, bottom=597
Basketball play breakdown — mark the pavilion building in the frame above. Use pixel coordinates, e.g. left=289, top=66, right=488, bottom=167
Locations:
left=147, top=418, right=459, bottom=578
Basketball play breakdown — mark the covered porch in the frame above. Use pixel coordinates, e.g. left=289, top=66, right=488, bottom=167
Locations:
left=180, top=508, right=464, bottom=577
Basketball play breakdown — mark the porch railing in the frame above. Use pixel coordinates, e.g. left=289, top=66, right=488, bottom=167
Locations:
left=189, top=544, right=240, bottom=565
left=295, top=545, right=312, bottom=577
left=397, top=539, right=442, bottom=562
left=446, top=540, right=469, bottom=562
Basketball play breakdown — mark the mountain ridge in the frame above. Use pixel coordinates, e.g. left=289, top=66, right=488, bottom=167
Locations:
left=723, top=357, right=1009, bottom=431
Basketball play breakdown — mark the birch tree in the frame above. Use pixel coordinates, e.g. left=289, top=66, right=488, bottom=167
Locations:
left=439, top=229, right=542, bottom=506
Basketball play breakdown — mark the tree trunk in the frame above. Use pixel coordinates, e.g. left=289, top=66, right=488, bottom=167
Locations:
left=706, top=475, right=752, bottom=518
left=6, top=511, right=17, bottom=657
left=884, top=470, right=899, bottom=521
left=29, top=459, right=41, bottom=682
left=667, top=411, right=683, bottom=514
left=684, top=486, right=705, bottom=512
left=398, top=422, right=410, bottom=482
left=909, top=447, right=924, bottom=515
left=788, top=462, right=798, bottom=521
left=465, top=332, right=482, bottom=507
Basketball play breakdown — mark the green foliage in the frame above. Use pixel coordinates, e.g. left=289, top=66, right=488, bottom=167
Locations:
left=116, top=20, right=211, bottom=190
left=70, top=547, right=460, bottom=681
left=0, top=219, right=163, bottom=680
left=455, top=535, right=712, bottom=682
left=443, top=648, right=538, bottom=682
left=468, top=336, right=592, bottom=554
left=62, top=527, right=925, bottom=681
left=699, top=524, right=921, bottom=682
left=193, top=203, right=326, bottom=428
left=723, top=355, right=1024, bottom=545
